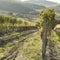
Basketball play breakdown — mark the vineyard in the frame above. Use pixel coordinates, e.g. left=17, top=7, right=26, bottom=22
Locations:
left=0, top=9, right=60, bottom=60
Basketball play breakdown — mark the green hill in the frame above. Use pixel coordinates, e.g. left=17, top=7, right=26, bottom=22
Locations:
left=29, top=0, right=58, bottom=7
left=0, top=1, right=45, bottom=14
left=54, top=5, right=60, bottom=13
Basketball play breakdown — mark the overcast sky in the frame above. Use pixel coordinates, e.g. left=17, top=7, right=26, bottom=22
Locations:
left=47, top=0, right=60, bottom=3
left=17, top=0, right=60, bottom=3
left=1, top=0, right=60, bottom=3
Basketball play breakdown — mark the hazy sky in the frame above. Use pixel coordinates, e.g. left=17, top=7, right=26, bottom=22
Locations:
left=3, top=0, right=60, bottom=3
left=47, top=0, right=60, bottom=3
left=18, top=0, right=60, bottom=3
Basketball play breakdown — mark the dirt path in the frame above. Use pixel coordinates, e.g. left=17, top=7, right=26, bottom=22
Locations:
left=0, top=30, right=37, bottom=60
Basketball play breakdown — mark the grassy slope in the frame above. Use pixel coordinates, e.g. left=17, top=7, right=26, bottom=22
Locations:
left=15, top=32, right=42, bottom=60
left=0, top=31, right=42, bottom=60
left=0, top=27, right=60, bottom=60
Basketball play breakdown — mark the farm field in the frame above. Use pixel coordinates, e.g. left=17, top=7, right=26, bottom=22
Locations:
left=0, top=30, right=42, bottom=60
left=0, top=0, right=60, bottom=60
left=0, top=26, right=60, bottom=60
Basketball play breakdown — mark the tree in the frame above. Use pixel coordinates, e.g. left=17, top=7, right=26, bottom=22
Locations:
left=39, top=9, right=56, bottom=60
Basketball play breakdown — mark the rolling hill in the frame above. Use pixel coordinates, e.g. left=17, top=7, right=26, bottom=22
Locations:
left=0, top=0, right=60, bottom=20
left=28, top=0, right=58, bottom=7
left=0, top=1, right=46, bottom=14
left=54, top=5, right=60, bottom=13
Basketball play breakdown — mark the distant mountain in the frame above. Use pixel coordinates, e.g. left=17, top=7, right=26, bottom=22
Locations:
left=28, top=0, right=58, bottom=7
left=53, top=5, right=60, bottom=18
left=0, top=1, right=45, bottom=14
left=0, top=0, right=60, bottom=20
left=54, top=5, right=60, bottom=13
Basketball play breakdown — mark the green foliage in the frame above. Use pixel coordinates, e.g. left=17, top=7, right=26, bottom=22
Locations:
left=24, top=21, right=28, bottom=26
left=0, top=15, right=4, bottom=25
left=39, top=9, right=56, bottom=30
left=17, top=19, right=23, bottom=25
left=10, top=18, right=17, bottom=26
left=38, top=9, right=58, bottom=60
left=36, top=22, right=41, bottom=28
left=0, top=14, right=32, bottom=27
left=0, top=14, right=34, bottom=34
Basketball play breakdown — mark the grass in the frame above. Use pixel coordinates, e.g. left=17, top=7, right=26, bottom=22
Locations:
left=51, top=30, right=60, bottom=41
left=0, top=32, right=22, bottom=58
left=0, top=28, right=60, bottom=60
left=0, top=40, right=19, bottom=58
left=15, top=32, right=42, bottom=60
left=54, top=24, right=60, bottom=29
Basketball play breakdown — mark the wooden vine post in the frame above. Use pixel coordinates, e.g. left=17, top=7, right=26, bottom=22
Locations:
left=42, top=16, right=47, bottom=60
left=39, top=9, right=56, bottom=60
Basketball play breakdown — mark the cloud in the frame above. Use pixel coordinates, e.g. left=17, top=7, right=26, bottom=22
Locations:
left=47, top=0, right=60, bottom=3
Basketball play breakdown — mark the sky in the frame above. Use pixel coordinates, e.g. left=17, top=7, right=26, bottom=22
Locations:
left=16, top=0, right=29, bottom=2
left=17, top=0, right=60, bottom=3
left=2, top=0, right=59, bottom=3
left=47, top=0, right=60, bottom=3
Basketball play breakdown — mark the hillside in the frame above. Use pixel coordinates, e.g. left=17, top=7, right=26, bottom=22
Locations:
left=0, top=1, right=45, bottom=14
left=53, top=5, right=60, bottom=18
left=29, top=0, right=58, bottom=7
left=0, top=2, right=60, bottom=60
left=54, top=5, right=60, bottom=13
